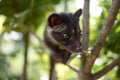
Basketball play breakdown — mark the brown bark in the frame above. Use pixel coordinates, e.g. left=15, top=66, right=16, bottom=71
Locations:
left=78, top=0, right=90, bottom=80
left=82, top=0, right=90, bottom=51
left=22, top=31, right=29, bottom=80
left=84, top=0, right=120, bottom=75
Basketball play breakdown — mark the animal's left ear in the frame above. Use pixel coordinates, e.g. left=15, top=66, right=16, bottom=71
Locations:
left=74, top=9, right=82, bottom=18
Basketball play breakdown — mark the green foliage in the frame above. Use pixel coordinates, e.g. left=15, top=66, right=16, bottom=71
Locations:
left=116, top=66, right=120, bottom=78
left=105, top=16, right=120, bottom=54
left=90, top=0, right=112, bottom=45
left=0, top=0, right=60, bottom=32
left=0, top=0, right=61, bottom=80
left=0, top=53, right=9, bottom=80
left=105, top=13, right=120, bottom=79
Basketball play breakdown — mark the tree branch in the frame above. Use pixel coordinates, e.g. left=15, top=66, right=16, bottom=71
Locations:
left=29, top=28, right=45, bottom=46
left=82, top=0, right=90, bottom=50
left=84, top=0, right=120, bottom=74
left=80, top=0, right=90, bottom=72
left=28, top=27, right=50, bottom=51
left=67, top=64, right=79, bottom=73
left=22, top=31, right=29, bottom=80
left=91, top=55, right=120, bottom=80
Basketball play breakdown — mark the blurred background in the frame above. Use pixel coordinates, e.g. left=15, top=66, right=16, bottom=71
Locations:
left=0, top=0, right=120, bottom=80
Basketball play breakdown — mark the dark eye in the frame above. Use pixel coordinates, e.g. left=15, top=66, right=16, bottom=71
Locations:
left=62, top=33, right=70, bottom=44
left=63, top=33, right=70, bottom=39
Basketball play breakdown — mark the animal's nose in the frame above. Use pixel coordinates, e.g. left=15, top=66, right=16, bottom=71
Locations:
left=75, top=46, right=82, bottom=52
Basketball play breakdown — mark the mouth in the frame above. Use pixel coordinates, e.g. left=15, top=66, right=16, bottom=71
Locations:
left=74, top=47, right=83, bottom=52
left=65, top=47, right=83, bottom=54
left=58, top=43, right=82, bottom=53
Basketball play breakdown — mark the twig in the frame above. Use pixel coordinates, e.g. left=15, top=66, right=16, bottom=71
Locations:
left=29, top=28, right=52, bottom=56
left=91, top=55, right=120, bottom=80
left=28, top=27, right=49, bottom=49
left=67, top=64, right=79, bottom=73
left=29, top=28, right=45, bottom=46
left=84, top=0, right=120, bottom=74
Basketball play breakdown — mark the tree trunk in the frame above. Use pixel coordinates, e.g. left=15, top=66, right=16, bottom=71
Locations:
left=77, top=0, right=120, bottom=80
left=49, top=56, right=57, bottom=80
left=22, top=31, right=29, bottom=80
left=78, top=0, right=90, bottom=79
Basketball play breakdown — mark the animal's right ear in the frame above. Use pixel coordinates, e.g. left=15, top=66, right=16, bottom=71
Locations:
left=48, top=13, right=62, bottom=27
left=74, top=9, right=82, bottom=18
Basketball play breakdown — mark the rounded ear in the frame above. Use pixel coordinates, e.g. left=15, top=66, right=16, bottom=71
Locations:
left=74, top=9, right=82, bottom=18
left=48, top=13, right=62, bottom=27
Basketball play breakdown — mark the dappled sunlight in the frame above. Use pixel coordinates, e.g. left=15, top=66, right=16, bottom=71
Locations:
left=3, top=31, right=22, bottom=41
left=0, top=15, right=6, bottom=33
left=56, top=63, right=77, bottom=80
left=1, top=40, right=15, bottom=54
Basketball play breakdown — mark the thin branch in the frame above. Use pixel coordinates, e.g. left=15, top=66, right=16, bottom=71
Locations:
left=64, top=0, right=68, bottom=12
left=80, top=0, right=90, bottom=73
left=28, top=27, right=51, bottom=54
left=91, top=55, right=120, bottom=80
left=84, top=0, right=120, bottom=74
left=92, top=0, right=120, bottom=57
left=67, top=64, right=79, bottom=73
left=28, top=27, right=49, bottom=49
left=29, top=28, right=45, bottom=46
left=22, top=31, right=29, bottom=80
left=82, top=0, right=90, bottom=50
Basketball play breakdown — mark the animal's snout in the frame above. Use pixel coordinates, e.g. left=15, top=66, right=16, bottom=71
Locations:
left=74, top=46, right=82, bottom=52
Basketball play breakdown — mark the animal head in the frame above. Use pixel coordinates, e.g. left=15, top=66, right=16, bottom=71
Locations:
left=47, top=9, right=82, bottom=53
